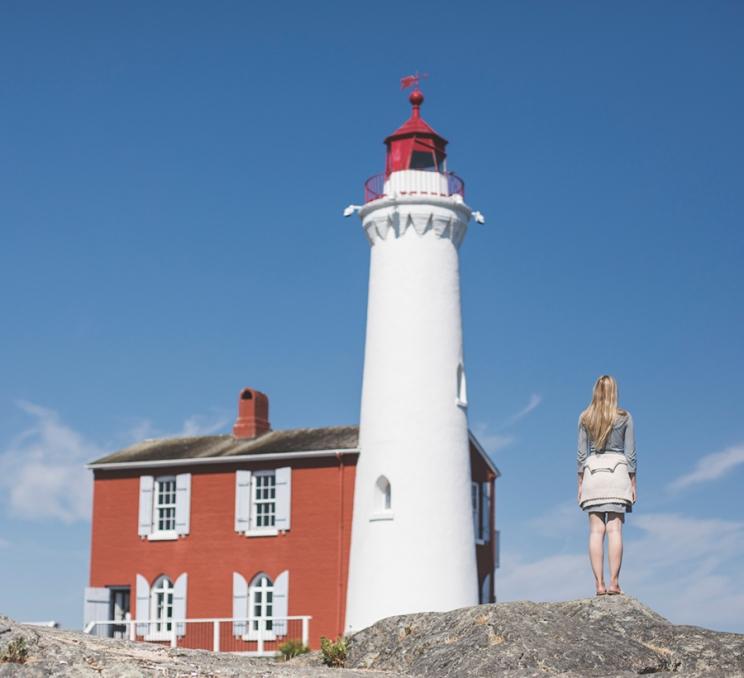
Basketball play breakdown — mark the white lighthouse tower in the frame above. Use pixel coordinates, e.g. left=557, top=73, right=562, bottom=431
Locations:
left=345, top=87, right=482, bottom=633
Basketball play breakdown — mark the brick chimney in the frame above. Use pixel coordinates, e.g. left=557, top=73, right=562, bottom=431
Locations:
left=232, top=388, right=271, bottom=439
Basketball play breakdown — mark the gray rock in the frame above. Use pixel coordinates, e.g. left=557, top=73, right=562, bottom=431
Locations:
left=0, top=615, right=402, bottom=677
left=2, top=597, right=743, bottom=677
left=344, top=596, right=744, bottom=677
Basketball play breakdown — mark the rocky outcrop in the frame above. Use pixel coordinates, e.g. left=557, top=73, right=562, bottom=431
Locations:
left=0, top=615, right=402, bottom=677
left=341, top=596, right=744, bottom=677
left=2, top=597, right=743, bottom=677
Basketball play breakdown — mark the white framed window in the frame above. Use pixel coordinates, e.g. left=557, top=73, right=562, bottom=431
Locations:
left=471, top=481, right=481, bottom=542
left=245, top=574, right=275, bottom=641
left=155, top=476, right=177, bottom=533
left=251, top=471, right=276, bottom=530
left=235, top=467, right=291, bottom=536
left=136, top=573, right=186, bottom=639
left=147, top=576, right=174, bottom=641
left=472, top=481, right=491, bottom=544
left=138, top=474, right=191, bottom=540
left=233, top=570, right=288, bottom=638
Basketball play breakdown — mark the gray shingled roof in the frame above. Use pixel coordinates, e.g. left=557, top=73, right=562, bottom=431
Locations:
left=88, top=425, right=360, bottom=466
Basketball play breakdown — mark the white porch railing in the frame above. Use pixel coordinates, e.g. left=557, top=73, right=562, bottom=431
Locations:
left=83, top=615, right=311, bottom=656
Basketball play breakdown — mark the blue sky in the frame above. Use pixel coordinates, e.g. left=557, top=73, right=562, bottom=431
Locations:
left=1, top=1, right=742, bottom=633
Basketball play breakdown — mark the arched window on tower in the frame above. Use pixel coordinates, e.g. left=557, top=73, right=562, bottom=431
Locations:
left=456, top=363, right=468, bottom=407
left=371, top=475, right=393, bottom=521
left=376, top=475, right=391, bottom=510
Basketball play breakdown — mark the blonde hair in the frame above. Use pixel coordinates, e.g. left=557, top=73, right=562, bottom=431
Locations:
left=580, top=375, right=627, bottom=450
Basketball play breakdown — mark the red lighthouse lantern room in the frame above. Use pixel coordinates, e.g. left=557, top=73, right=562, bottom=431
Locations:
left=384, top=89, right=448, bottom=176
left=364, top=87, right=464, bottom=204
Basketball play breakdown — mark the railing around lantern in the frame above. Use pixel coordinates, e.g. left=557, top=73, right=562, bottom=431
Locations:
left=83, top=615, right=311, bottom=656
left=364, top=171, right=465, bottom=203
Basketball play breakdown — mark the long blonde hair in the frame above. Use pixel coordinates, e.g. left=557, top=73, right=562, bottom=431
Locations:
left=580, top=375, right=627, bottom=449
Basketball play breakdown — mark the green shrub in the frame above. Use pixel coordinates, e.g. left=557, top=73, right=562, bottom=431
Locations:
left=1, top=637, right=29, bottom=664
left=278, top=638, right=309, bottom=661
left=320, top=634, right=348, bottom=667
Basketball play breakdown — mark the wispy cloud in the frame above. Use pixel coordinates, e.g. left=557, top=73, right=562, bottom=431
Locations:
left=123, top=412, right=229, bottom=444
left=178, top=413, right=230, bottom=437
left=0, top=401, right=229, bottom=524
left=500, top=393, right=542, bottom=428
left=473, top=428, right=514, bottom=454
left=499, top=511, right=744, bottom=632
left=0, top=401, right=100, bottom=524
left=474, top=393, right=542, bottom=455
left=668, top=444, right=744, bottom=492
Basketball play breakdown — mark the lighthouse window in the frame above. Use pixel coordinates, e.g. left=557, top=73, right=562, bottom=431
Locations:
left=370, top=475, right=393, bottom=521
left=409, top=150, right=437, bottom=171
left=456, top=363, right=468, bottom=407
left=375, top=475, right=392, bottom=511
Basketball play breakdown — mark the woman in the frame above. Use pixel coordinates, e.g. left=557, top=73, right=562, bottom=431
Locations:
left=577, top=375, right=637, bottom=596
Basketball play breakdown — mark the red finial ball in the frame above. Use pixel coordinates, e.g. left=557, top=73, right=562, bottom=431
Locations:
left=409, top=89, right=424, bottom=106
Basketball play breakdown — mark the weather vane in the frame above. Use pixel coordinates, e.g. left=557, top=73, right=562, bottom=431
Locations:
left=400, top=71, right=429, bottom=91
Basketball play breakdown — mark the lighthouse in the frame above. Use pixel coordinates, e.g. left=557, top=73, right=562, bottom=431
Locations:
left=344, top=87, right=482, bottom=633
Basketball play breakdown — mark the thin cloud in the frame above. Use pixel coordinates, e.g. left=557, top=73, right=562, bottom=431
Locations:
left=474, top=393, right=542, bottom=455
left=122, top=412, right=229, bottom=445
left=500, top=393, right=542, bottom=428
left=179, top=413, right=230, bottom=437
left=0, top=401, right=99, bottom=523
left=668, top=444, right=744, bottom=492
left=0, top=401, right=229, bottom=524
left=475, top=429, right=514, bottom=454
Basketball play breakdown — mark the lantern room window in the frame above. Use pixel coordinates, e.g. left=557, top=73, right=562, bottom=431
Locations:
left=410, top=150, right=437, bottom=171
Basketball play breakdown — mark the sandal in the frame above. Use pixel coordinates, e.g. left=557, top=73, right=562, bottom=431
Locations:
left=595, top=587, right=607, bottom=596
left=606, top=588, right=623, bottom=595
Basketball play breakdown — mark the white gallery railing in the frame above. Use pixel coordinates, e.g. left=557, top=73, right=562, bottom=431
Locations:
left=83, top=615, right=311, bottom=656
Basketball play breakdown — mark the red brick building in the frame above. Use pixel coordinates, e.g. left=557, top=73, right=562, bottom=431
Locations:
left=84, top=387, right=500, bottom=652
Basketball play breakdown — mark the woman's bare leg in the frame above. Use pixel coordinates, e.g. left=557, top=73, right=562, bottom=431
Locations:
left=588, top=512, right=607, bottom=593
left=606, top=512, right=625, bottom=593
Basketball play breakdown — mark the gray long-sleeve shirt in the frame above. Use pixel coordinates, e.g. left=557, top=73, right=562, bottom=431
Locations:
left=577, top=412, right=636, bottom=475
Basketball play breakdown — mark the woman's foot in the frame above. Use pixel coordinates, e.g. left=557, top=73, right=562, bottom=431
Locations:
left=595, top=582, right=607, bottom=595
left=596, top=588, right=607, bottom=596
left=607, top=583, right=623, bottom=595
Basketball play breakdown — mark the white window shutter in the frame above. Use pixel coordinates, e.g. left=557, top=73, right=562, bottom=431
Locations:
left=83, top=587, right=111, bottom=637
left=235, top=470, right=252, bottom=533
left=274, top=466, right=292, bottom=530
left=135, top=574, right=150, bottom=636
left=175, top=473, right=191, bottom=536
left=138, top=476, right=154, bottom=537
left=173, top=573, right=187, bottom=637
left=481, top=481, right=490, bottom=542
left=232, top=572, right=248, bottom=636
left=273, top=570, right=289, bottom=636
